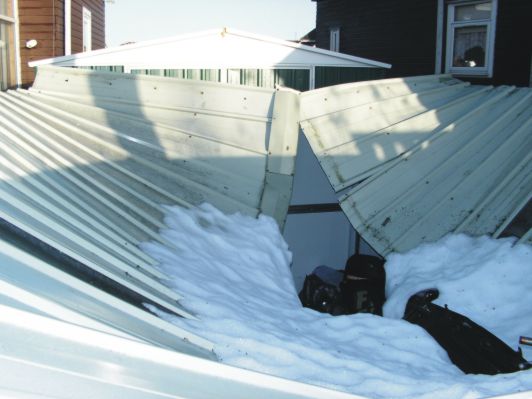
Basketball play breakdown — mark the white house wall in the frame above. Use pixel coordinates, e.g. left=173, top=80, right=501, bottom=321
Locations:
left=299, top=75, right=532, bottom=256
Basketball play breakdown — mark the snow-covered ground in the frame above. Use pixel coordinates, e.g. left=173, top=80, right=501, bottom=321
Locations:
left=141, top=204, right=532, bottom=399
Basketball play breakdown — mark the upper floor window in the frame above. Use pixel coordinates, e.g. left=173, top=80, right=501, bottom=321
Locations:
left=330, top=27, right=340, bottom=52
left=445, top=0, right=497, bottom=77
left=82, top=7, right=92, bottom=52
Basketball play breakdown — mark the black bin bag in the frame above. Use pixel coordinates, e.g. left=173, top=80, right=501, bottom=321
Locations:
left=298, top=265, right=345, bottom=315
left=404, top=289, right=531, bottom=375
left=341, top=254, right=386, bottom=316
left=299, top=254, right=386, bottom=316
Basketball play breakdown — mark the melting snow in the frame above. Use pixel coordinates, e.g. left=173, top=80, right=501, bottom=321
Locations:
left=141, top=204, right=532, bottom=399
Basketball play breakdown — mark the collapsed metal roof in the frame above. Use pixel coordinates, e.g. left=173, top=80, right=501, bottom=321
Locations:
left=0, top=65, right=298, bottom=358
left=1, top=65, right=530, bottom=398
left=299, top=74, right=532, bottom=256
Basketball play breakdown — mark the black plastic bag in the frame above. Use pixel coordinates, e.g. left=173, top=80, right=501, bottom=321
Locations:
left=404, top=289, right=531, bottom=375
left=299, top=254, right=386, bottom=316
left=298, top=265, right=345, bottom=315
left=341, top=254, right=386, bottom=315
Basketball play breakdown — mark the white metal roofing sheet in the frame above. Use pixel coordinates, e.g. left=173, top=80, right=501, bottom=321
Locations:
left=0, top=66, right=299, bottom=357
left=0, top=238, right=214, bottom=357
left=300, top=75, right=532, bottom=255
left=0, top=305, right=368, bottom=399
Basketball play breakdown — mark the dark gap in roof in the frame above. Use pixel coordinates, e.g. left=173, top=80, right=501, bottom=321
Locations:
left=500, top=198, right=532, bottom=240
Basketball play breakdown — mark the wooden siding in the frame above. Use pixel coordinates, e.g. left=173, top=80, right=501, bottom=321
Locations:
left=70, top=0, right=105, bottom=54
left=314, top=0, right=531, bottom=86
left=314, top=0, right=438, bottom=78
left=456, top=0, right=532, bottom=86
left=18, top=0, right=104, bottom=86
left=19, top=0, right=64, bottom=85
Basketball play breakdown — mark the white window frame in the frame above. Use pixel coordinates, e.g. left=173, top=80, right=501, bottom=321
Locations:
left=64, top=0, right=71, bottom=55
left=82, top=6, right=91, bottom=52
left=329, top=27, right=340, bottom=52
left=445, top=0, right=497, bottom=78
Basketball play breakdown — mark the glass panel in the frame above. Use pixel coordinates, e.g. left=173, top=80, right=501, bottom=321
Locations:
left=452, top=26, right=487, bottom=68
left=0, top=0, right=7, bottom=16
left=455, top=2, right=491, bottom=22
left=0, top=21, right=11, bottom=90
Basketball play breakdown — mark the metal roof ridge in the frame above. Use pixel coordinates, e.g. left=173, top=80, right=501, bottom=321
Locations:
left=29, top=28, right=391, bottom=69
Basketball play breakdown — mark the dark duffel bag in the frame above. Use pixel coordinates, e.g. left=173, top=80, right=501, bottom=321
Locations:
left=404, top=289, right=531, bottom=375
left=298, top=265, right=346, bottom=315
left=299, top=254, right=386, bottom=316
left=340, top=254, right=386, bottom=315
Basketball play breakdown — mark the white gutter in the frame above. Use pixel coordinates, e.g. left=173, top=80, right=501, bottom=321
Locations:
left=0, top=305, right=368, bottom=399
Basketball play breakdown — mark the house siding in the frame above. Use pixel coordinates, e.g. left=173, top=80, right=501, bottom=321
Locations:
left=314, top=0, right=438, bottom=78
left=19, top=0, right=64, bottom=85
left=314, top=0, right=531, bottom=86
left=18, top=0, right=104, bottom=86
left=70, top=0, right=105, bottom=53
left=482, top=0, right=531, bottom=86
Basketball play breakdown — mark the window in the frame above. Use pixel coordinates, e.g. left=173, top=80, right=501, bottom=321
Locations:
left=329, top=27, right=340, bottom=52
left=0, top=0, right=14, bottom=90
left=82, top=7, right=92, bottom=52
left=445, top=0, right=497, bottom=77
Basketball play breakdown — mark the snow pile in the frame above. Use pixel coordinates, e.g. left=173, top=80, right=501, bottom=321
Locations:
left=141, top=204, right=532, bottom=399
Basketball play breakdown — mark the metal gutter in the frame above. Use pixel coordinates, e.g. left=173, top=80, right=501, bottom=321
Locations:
left=0, top=304, right=366, bottom=399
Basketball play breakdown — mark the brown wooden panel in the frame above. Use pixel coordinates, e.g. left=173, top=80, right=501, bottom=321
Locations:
left=18, top=0, right=105, bottom=85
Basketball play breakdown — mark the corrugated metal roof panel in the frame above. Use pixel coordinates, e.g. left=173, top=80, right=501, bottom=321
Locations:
left=300, top=75, right=532, bottom=255
left=0, top=238, right=214, bottom=357
left=0, top=66, right=299, bottom=356
left=0, top=304, right=367, bottom=399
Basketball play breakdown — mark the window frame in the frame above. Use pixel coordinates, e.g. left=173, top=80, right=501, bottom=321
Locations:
left=82, top=6, right=92, bottom=52
left=329, top=27, right=340, bottom=52
left=445, top=0, right=497, bottom=78
left=0, top=0, right=14, bottom=90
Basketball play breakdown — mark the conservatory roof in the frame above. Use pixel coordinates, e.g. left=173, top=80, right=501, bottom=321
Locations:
left=29, top=27, right=391, bottom=70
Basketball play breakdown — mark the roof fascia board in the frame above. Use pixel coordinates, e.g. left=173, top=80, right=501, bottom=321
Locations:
left=29, top=28, right=391, bottom=69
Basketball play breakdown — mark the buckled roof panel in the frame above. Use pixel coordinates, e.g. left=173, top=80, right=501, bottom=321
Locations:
left=0, top=65, right=299, bottom=357
left=300, top=75, right=532, bottom=256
